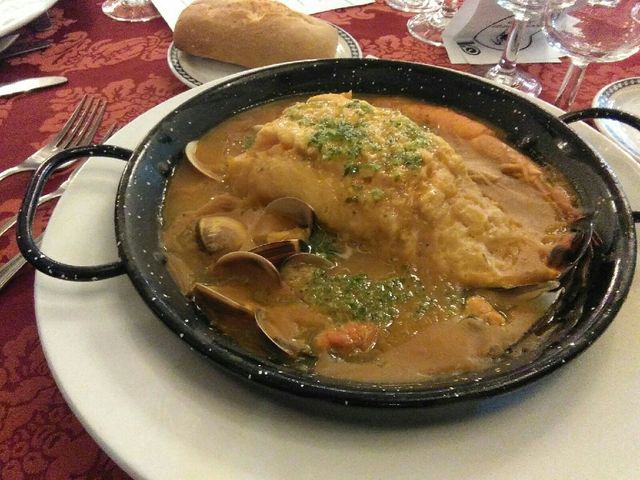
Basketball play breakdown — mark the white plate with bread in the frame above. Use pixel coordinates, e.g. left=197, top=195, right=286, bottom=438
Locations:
left=168, top=26, right=362, bottom=88
left=168, top=0, right=362, bottom=88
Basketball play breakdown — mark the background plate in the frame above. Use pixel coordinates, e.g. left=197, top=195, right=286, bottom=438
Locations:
left=36, top=77, right=640, bottom=479
left=167, top=25, right=363, bottom=87
left=0, top=0, right=57, bottom=37
left=593, top=77, right=640, bottom=161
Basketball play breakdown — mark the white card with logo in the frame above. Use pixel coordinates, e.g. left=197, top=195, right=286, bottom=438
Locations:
left=442, top=0, right=562, bottom=65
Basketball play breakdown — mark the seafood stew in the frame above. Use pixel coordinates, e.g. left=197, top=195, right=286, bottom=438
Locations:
left=161, top=93, right=585, bottom=383
left=15, top=59, right=635, bottom=404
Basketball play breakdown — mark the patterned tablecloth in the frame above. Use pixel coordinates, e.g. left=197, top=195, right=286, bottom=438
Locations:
left=0, top=1, right=638, bottom=478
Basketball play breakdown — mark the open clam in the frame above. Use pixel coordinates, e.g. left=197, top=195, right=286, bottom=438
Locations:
left=194, top=250, right=300, bottom=355
left=250, top=239, right=311, bottom=267
left=193, top=196, right=316, bottom=261
left=279, top=252, right=334, bottom=287
left=185, top=140, right=225, bottom=181
left=252, top=197, right=315, bottom=244
left=197, top=216, right=249, bottom=254
left=210, top=250, right=282, bottom=286
left=194, top=250, right=332, bottom=357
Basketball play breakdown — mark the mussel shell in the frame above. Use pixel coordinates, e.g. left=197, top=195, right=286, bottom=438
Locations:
left=548, top=214, right=595, bottom=271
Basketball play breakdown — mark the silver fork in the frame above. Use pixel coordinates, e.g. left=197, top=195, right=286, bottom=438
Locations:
left=0, top=123, right=120, bottom=238
left=0, top=95, right=106, bottom=182
left=0, top=123, right=120, bottom=291
left=0, top=233, right=44, bottom=291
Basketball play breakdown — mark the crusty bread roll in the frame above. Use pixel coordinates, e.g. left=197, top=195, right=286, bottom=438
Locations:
left=174, top=0, right=339, bottom=68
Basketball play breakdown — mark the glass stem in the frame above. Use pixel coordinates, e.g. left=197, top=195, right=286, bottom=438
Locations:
left=493, top=17, right=528, bottom=76
left=554, top=61, right=589, bottom=111
left=431, top=0, right=461, bottom=28
left=441, top=0, right=461, bottom=18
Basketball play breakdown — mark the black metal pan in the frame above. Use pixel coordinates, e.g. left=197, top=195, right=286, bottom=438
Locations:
left=16, top=59, right=640, bottom=407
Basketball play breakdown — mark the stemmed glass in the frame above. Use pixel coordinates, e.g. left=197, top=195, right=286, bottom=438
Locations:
left=102, top=0, right=160, bottom=22
left=482, top=0, right=548, bottom=96
left=542, top=0, right=640, bottom=110
left=386, top=0, right=442, bottom=13
left=407, top=0, right=463, bottom=47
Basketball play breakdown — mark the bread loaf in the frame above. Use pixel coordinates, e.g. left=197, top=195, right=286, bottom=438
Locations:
left=174, top=0, right=340, bottom=68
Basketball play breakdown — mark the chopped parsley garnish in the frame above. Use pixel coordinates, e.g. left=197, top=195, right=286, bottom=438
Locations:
left=345, top=99, right=374, bottom=114
left=309, top=225, right=340, bottom=259
left=301, top=270, right=432, bottom=326
left=285, top=98, right=435, bottom=178
left=308, top=119, right=368, bottom=161
left=241, top=134, right=255, bottom=149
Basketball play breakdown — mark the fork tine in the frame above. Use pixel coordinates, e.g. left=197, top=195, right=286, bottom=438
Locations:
left=74, top=98, right=107, bottom=147
left=101, top=122, right=120, bottom=142
left=50, top=95, right=90, bottom=146
left=60, top=97, right=105, bottom=149
left=56, top=95, right=95, bottom=148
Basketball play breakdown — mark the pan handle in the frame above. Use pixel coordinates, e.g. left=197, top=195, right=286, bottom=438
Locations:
left=559, top=108, right=640, bottom=224
left=559, top=107, right=640, bottom=132
left=17, top=144, right=133, bottom=281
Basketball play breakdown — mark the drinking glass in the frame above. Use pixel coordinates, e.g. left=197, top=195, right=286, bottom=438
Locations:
left=407, top=0, right=463, bottom=47
left=386, top=0, right=442, bottom=13
left=482, top=0, right=548, bottom=96
left=102, top=0, right=160, bottom=22
left=543, top=0, right=640, bottom=110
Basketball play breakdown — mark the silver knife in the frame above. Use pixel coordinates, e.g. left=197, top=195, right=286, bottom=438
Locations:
left=0, top=76, right=67, bottom=98
left=0, top=34, right=20, bottom=55
left=0, top=38, right=53, bottom=60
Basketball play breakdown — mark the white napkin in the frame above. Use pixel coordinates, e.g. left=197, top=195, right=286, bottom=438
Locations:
left=442, top=0, right=562, bottom=65
left=152, top=0, right=374, bottom=31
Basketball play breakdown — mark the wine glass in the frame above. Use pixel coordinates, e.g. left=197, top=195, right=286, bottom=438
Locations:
left=386, top=0, right=442, bottom=13
left=407, top=0, right=463, bottom=47
left=543, top=0, right=640, bottom=110
left=482, top=0, right=548, bottom=96
left=102, top=0, right=160, bottom=22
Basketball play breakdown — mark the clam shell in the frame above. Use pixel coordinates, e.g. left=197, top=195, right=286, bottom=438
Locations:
left=197, top=216, right=248, bottom=254
left=252, top=197, right=315, bottom=244
left=211, top=251, right=282, bottom=288
left=185, top=140, right=225, bottom=181
left=250, top=239, right=311, bottom=268
left=193, top=283, right=255, bottom=318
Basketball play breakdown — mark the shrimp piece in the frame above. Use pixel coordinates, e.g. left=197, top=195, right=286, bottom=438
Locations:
left=313, top=321, right=379, bottom=357
left=470, top=135, right=543, bottom=182
left=404, top=104, right=496, bottom=140
left=376, top=98, right=580, bottom=221
left=464, top=295, right=505, bottom=326
left=370, top=97, right=496, bottom=140
left=469, top=134, right=580, bottom=220
left=540, top=183, right=580, bottom=222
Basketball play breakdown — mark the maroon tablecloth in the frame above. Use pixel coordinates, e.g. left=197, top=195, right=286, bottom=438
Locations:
left=1, top=1, right=638, bottom=478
